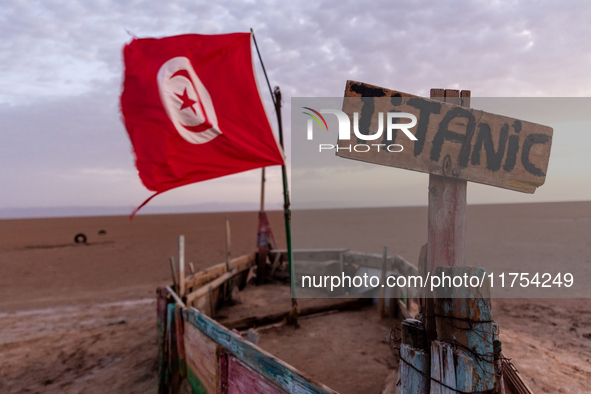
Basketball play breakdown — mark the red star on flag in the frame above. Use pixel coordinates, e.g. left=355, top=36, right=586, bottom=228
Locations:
left=175, top=88, right=196, bottom=114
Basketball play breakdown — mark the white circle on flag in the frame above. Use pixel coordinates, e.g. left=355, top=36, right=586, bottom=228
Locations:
left=157, top=57, right=221, bottom=144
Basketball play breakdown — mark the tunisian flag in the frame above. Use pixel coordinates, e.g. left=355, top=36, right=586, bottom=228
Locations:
left=120, top=33, right=284, bottom=212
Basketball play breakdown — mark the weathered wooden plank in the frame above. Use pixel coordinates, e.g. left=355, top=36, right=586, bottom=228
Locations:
left=223, top=298, right=371, bottom=331
left=184, top=320, right=219, bottom=394
left=166, top=285, right=185, bottom=308
left=170, top=257, right=178, bottom=293
left=427, top=89, right=468, bottom=273
left=228, top=356, right=284, bottom=394
left=186, top=269, right=237, bottom=304
left=338, top=81, right=553, bottom=193
left=401, top=319, right=427, bottom=350
left=225, top=215, right=232, bottom=271
left=270, top=249, right=348, bottom=263
left=501, top=354, right=534, bottom=394
left=433, top=266, right=495, bottom=392
left=174, top=303, right=187, bottom=378
left=377, top=247, right=388, bottom=318
left=399, top=344, right=429, bottom=394
left=184, top=253, right=256, bottom=293
left=397, top=299, right=413, bottom=320
left=219, top=348, right=229, bottom=394
left=430, top=341, right=455, bottom=394
left=156, top=288, right=168, bottom=394
left=167, top=303, right=180, bottom=392
left=183, top=307, right=338, bottom=394
left=179, top=235, right=185, bottom=298
left=427, top=174, right=466, bottom=272
left=393, top=255, right=419, bottom=278
left=455, top=349, right=475, bottom=393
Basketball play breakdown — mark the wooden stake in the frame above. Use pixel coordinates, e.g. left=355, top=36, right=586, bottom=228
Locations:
left=225, top=215, right=231, bottom=272
left=433, top=266, right=495, bottom=392
left=178, top=235, right=185, bottom=298
left=427, top=88, right=467, bottom=272
left=377, top=246, right=388, bottom=318
left=399, top=344, right=429, bottom=394
left=169, top=256, right=178, bottom=293
left=260, top=167, right=266, bottom=212
left=185, top=269, right=238, bottom=304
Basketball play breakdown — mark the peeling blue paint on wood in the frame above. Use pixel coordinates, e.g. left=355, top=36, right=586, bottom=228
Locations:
left=400, top=344, right=428, bottom=394
left=433, top=266, right=495, bottom=392
left=183, top=307, right=337, bottom=394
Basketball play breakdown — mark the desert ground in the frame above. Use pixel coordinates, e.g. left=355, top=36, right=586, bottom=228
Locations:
left=1, top=202, right=590, bottom=393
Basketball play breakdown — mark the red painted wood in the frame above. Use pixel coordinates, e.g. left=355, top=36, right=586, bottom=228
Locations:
left=427, top=175, right=467, bottom=271
left=227, top=355, right=284, bottom=394
left=219, top=349, right=229, bottom=394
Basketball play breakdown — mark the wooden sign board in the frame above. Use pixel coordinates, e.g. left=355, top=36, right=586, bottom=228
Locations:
left=336, top=81, right=553, bottom=193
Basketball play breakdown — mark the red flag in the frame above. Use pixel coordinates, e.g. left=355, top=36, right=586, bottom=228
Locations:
left=120, top=33, right=284, bottom=210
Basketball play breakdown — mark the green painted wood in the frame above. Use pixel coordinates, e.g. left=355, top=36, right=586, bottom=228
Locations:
left=183, top=307, right=338, bottom=394
left=175, top=303, right=187, bottom=378
left=156, top=288, right=168, bottom=394
left=187, top=367, right=211, bottom=394
left=168, top=303, right=181, bottom=392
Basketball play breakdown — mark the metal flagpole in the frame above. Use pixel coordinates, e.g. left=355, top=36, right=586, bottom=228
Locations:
left=251, top=29, right=299, bottom=326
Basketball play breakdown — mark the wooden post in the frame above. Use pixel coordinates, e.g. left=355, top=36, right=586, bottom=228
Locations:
left=430, top=341, right=456, bottom=394
left=156, top=288, right=168, bottom=394
left=433, top=266, right=495, bottom=392
left=169, top=256, right=178, bottom=293
left=225, top=215, right=231, bottom=271
left=424, top=89, right=470, bottom=347
left=399, top=344, right=429, bottom=394
left=377, top=246, right=387, bottom=318
left=178, top=235, right=185, bottom=298
left=260, top=167, right=266, bottom=212
left=427, top=89, right=467, bottom=272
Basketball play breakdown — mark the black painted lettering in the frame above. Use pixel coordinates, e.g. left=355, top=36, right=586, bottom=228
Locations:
left=357, top=97, right=375, bottom=144
left=349, top=84, right=387, bottom=145
left=470, top=123, right=509, bottom=171
left=503, top=121, right=521, bottom=172
left=430, top=107, right=476, bottom=167
left=521, top=133, right=550, bottom=176
left=407, top=97, right=441, bottom=157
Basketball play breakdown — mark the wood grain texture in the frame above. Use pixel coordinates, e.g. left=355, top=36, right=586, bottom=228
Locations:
left=338, top=81, right=553, bottom=193
left=427, top=174, right=467, bottom=271
left=174, top=303, right=187, bottom=378
left=223, top=298, right=370, bottom=331
left=156, top=288, right=168, bottom=394
left=186, top=269, right=237, bottom=304
left=184, top=253, right=255, bottom=294
left=455, top=349, right=476, bottom=393
left=399, top=344, right=429, bottom=394
left=183, top=307, right=338, bottom=394
left=184, top=320, right=220, bottom=394
left=179, top=235, right=185, bottom=298
left=432, top=266, right=495, bottom=392
left=427, top=90, right=467, bottom=272
left=167, top=303, right=181, bottom=392
left=430, top=341, right=455, bottom=394
left=227, top=356, right=284, bottom=394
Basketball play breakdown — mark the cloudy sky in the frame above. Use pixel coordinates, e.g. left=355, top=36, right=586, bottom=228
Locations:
left=1, top=0, right=590, bottom=217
